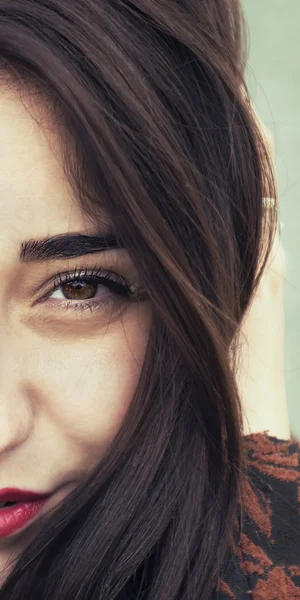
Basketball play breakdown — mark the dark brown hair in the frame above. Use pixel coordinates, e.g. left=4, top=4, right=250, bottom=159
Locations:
left=0, top=1, right=277, bottom=598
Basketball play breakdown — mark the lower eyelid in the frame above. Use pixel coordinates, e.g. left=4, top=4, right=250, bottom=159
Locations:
left=45, top=289, right=128, bottom=312
left=46, top=291, right=111, bottom=305
left=58, top=298, right=110, bottom=313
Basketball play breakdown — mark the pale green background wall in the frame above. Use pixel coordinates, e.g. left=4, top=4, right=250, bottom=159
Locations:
left=243, top=1, right=300, bottom=438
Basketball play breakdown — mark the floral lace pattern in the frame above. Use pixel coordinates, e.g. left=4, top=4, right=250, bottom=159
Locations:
left=216, top=433, right=300, bottom=599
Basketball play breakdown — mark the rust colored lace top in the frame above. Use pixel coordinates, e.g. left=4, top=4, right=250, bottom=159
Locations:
left=217, top=432, right=300, bottom=599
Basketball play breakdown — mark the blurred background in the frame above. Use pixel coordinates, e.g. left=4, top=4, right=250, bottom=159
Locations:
left=243, top=0, right=300, bottom=438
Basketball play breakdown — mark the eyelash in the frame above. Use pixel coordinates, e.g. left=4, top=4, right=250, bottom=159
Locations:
left=41, top=266, right=138, bottom=314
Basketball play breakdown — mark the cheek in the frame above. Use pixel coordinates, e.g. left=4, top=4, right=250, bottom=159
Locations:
left=38, top=305, right=151, bottom=460
left=67, top=349, right=142, bottom=441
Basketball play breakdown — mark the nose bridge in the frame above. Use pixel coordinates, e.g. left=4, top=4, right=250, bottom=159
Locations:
left=0, top=333, right=33, bottom=452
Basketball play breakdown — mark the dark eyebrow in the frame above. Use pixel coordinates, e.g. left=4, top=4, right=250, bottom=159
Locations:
left=20, top=232, right=125, bottom=263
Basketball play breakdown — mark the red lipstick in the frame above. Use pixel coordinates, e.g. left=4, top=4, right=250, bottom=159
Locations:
left=0, top=488, right=50, bottom=538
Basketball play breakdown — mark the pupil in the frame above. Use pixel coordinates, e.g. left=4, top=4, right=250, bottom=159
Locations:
left=63, top=280, right=98, bottom=300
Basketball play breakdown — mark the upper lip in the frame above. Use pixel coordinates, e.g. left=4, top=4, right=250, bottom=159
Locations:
left=0, top=488, right=50, bottom=502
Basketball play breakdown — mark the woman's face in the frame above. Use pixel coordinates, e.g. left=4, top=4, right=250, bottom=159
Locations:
left=0, top=86, right=151, bottom=566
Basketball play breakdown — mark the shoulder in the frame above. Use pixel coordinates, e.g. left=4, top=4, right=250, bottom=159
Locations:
left=217, top=433, right=300, bottom=599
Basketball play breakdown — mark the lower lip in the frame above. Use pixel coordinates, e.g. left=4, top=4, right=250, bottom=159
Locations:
left=0, top=499, right=49, bottom=538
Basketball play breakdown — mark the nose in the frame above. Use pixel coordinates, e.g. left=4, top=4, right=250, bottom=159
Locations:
left=0, top=362, right=33, bottom=454
left=0, top=391, right=32, bottom=454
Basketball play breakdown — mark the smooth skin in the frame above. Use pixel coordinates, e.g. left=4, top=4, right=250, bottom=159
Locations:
left=0, top=84, right=289, bottom=579
left=236, top=111, right=290, bottom=440
left=237, top=217, right=290, bottom=439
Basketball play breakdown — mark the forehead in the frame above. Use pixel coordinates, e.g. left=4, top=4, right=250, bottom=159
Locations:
left=0, top=86, right=96, bottom=255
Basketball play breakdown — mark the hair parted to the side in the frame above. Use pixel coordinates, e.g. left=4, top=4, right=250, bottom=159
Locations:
left=0, top=1, right=277, bottom=598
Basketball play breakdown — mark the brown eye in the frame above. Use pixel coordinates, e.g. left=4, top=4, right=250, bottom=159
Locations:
left=46, top=268, right=137, bottom=313
left=61, top=280, right=100, bottom=300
